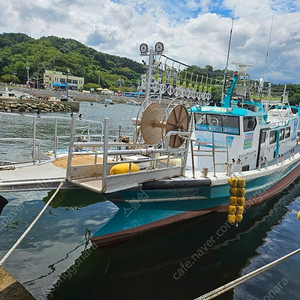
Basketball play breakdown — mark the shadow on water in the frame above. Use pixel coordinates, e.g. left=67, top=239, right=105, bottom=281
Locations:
left=47, top=180, right=300, bottom=300
left=43, top=189, right=108, bottom=209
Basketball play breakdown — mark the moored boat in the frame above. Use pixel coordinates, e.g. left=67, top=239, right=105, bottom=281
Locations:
left=87, top=65, right=300, bottom=247
left=126, top=99, right=141, bottom=106
left=98, top=98, right=114, bottom=105
left=1, top=47, right=300, bottom=248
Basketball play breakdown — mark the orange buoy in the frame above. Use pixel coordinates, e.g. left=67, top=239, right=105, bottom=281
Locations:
left=228, top=205, right=237, bottom=215
left=229, top=196, right=237, bottom=205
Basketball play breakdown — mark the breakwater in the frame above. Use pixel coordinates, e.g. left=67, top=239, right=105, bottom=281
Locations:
left=0, top=98, right=79, bottom=112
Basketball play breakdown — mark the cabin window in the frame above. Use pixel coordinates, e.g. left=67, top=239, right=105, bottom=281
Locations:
left=270, top=130, right=277, bottom=144
left=279, top=128, right=285, bottom=140
left=285, top=127, right=290, bottom=138
left=243, top=116, right=257, bottom=132
left=194, top=113, right=239, bottom=135
left=260, top=131, right=266, bottom=143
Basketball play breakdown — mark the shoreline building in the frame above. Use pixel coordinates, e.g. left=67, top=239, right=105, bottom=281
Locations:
left=43, top=70, right=84, bottom=90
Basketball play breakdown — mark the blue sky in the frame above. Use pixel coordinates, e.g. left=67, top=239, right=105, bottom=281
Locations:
left=0, top=0, right=300, bottom=84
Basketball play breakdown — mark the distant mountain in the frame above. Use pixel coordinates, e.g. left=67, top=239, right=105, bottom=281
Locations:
left=0, top=33, right=145, bottom=90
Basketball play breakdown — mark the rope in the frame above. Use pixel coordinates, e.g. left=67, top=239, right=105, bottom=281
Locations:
left=195, top=247, right=300, bottom=300
left=0, top=180, right=65, bottom=266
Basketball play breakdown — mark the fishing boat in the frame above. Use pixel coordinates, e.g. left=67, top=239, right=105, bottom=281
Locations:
left=98, top=98, right=114, bottom=105
left=87, top=64, right=300, bottom=247
left=126, top=99, right=141, bottom=106
left=1, top=46, right=300, bottom=248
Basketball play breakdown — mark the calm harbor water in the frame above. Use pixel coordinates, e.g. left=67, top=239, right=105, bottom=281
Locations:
left=1, top=102, right=300, bottom=299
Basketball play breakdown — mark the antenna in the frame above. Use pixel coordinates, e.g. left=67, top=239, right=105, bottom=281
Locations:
left=260, top=16, right=274, bottom=100
left=222, top=5, right=235, bottom=100
left=263, top=16, right=274, bottom=77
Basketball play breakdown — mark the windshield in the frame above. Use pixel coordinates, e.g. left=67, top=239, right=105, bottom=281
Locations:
left=194, top=113, right=240, bottom=135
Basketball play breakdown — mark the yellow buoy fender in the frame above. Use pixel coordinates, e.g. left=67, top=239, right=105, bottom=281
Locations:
left=297, top=211, right=300, bottom=220
left=236, top=206, right=244, bottom=214
left=229, top=187, right=238, bottom=196
left=228, top=214, right=236, bottom=224
left=228, top=177, right=238, bottom=187
left=228, top=205, right=237, bottom=215
left=229, top=196, right=237, bottom=205
left=237, top=197, right=245, bottom=206
left=110, top=163, right=140, bottom=175
left=237, top=178, right=246, bottom=188
left=236, top=214, right=243, bottom=222
left=237, top=188, right=246, bottom=197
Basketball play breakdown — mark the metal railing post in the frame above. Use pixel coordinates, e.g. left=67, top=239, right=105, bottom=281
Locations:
left=32, top=118, right=36, bottom=164
left=54, top=118, right=58, bottom=158
left=212, top=132, right=216, bottom=176
left=101, top=117, right=109, bottom=192
left=66, top=113, right=77, bottom=180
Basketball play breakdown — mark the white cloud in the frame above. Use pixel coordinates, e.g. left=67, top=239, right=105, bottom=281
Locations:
left=0, top=0, right=300, bottom=83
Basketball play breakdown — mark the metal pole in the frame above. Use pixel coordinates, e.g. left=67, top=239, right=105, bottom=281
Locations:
left=66, top=69, right=69, bottom=100
left=212, top=132, right=216, bottom=176
left=191, top=139, right=195, bottom=178
left=145, top=48, right=154, bottom=103
left=66, top=113, right=76, bottom=180
left=101, top=117, right=109, bottom=192
left=32, top=118, right=36, bottom=164
left=54, top=118, right=58, bottom=158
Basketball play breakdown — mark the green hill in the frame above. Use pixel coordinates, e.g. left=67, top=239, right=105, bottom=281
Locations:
left=1, top=33, right=300, bottom=104
left=0, top=33, right=145, bottom=91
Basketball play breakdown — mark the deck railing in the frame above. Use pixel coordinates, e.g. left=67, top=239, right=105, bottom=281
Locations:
left=0, top=112, right=104, bottom=164
left=66, top=115, right=190, bottom=193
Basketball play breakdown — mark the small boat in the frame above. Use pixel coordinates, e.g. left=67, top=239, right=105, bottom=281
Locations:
left=60, top=95, right=73, bottom=102
left=1, top=52, right=300, bottom=248
left=98, top=98, right=114, bottom=105
left=126, top=99, right=140, bottom=106
left=0, top=88, right=32, bottom=100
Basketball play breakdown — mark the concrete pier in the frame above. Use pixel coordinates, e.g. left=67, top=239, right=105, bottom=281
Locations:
left=0, top=266, right=35, bottom=300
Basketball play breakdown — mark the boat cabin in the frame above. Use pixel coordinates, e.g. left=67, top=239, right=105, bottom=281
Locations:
left=188, top=103, right=300, bottom=174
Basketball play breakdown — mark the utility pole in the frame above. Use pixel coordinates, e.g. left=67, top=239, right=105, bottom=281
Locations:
left=66, top=69, right=70, bottom=100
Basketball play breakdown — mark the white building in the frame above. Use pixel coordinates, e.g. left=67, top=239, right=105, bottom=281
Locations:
left=43, top=70, right=84, bottom=90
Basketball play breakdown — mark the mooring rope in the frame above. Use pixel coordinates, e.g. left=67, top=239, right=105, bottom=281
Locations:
left=195, top=247, right=300, bottom=300
left=0, top=180, right=65, bottom=266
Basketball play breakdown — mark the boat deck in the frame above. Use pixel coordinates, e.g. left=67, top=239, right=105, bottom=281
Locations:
left=0, top=161, right=67, bottom=192
left=0, top=154, right=102, bottom=192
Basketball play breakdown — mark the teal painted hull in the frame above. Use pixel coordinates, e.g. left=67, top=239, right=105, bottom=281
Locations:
left=107, top=157, right=300, bottom=211
left=91, top=158, right=300, bottom=247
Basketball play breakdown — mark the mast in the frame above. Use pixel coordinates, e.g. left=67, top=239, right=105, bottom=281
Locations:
left=222, top=6, right=235, bottom=101
left=259, top=16, right=274, bottom=101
